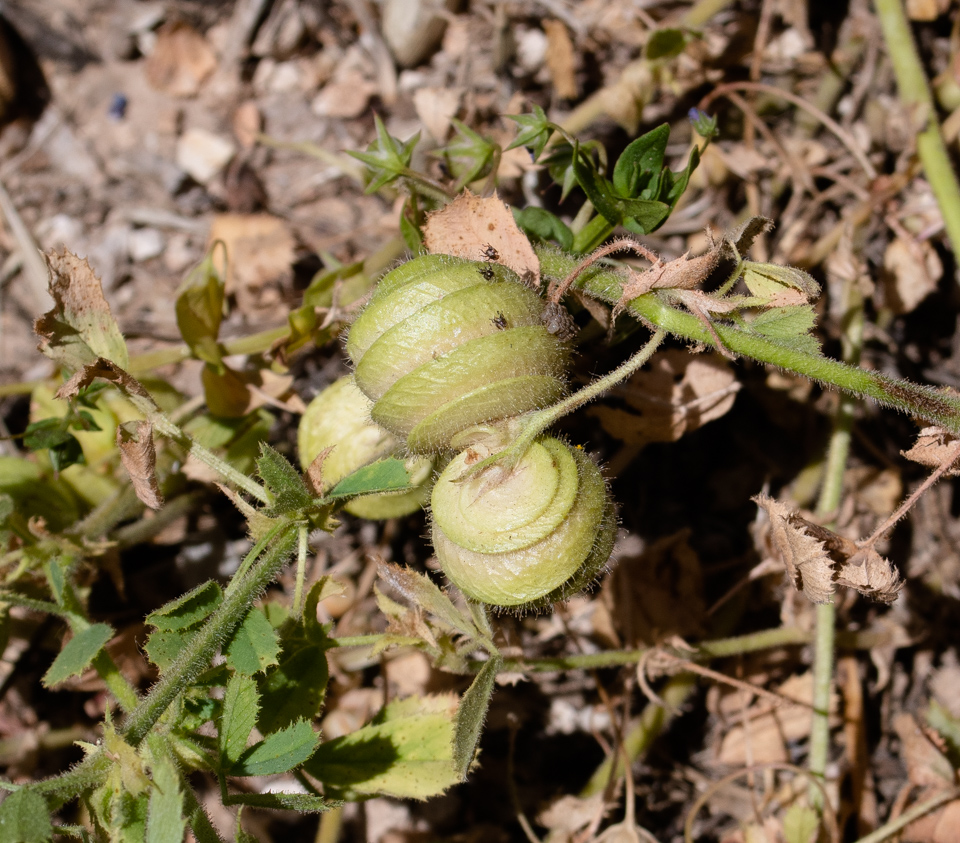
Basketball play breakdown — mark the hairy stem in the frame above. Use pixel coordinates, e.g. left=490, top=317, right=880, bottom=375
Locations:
left=536, top=249, right=960, bottom=433
left=873, top=0, right=960, bottom=256
left=121, top=525, right=297, bottom=747
left=809, top=276, right=864, bottom=808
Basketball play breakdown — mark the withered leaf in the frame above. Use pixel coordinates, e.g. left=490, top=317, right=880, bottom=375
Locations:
left=902, top=426, right=960, bottom=477
left=116, top=420, right=163, bottom=511
left=727, top=215, right=774, bottom=255
left=55, top=358, right=154, bottom=406
left=835, top=548, right=903, bottom=604
left=615, top=247, right=721, bottom=315
left=143, top=22, right=217, bottom=98
left=423, top=191, right=540, bottom=286
left=754, top=493, right=837, bottom=603
left=304, top=446, right=334, bottom=497
left=35, top=251, right=129, bottom=373
left=755, top=494, right=904, bottom=604
left=589, top=350, right=739, bottom=445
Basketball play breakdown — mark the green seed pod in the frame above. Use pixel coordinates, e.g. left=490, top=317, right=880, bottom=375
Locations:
left=298, top=375, right=432, bottom=519
left=430, top=437, right=616, bottom=610
left=346, top=255, right=569, bottom=453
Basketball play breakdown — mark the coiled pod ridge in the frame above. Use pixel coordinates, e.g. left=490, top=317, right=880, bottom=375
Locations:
left=430, top=437, right=617, bottom=610
left=346, top=254, right=569, bottom=453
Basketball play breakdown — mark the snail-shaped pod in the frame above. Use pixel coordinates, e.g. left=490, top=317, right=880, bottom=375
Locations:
left=297, top=376, right=432, bottom=519
left=430, top=437, right=617, bottom=610
left=345, top=255, right=569, bottom=453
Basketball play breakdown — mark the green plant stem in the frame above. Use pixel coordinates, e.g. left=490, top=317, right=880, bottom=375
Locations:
left=809, top=279, right=864, bottom=808
left=112, top=491, right=205, bottom=548
left=853, top=787, right=960, bottom=843
left=535, top=250, right=960, bottom=433
left=121, top=524, right=297, bottom=747
left=92, top=650, right=139, bottom=713
left=148, top=413, right=271, bottom=505
left=325, top=625, right=893, bottom=673
left=874, top=0, right=960, bottom=256
left=572, top=214, right=615, bottom=254
left=499, top=329, right=666, bottom=466
left=316, top=804, right=345, bottom=843
left=71, top=485, right=142, bottom=540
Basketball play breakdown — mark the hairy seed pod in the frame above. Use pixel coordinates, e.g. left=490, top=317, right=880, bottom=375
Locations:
left=346, top=255, right=569, bottom=453
left=298, top=376, right=432, bottom=519
left=430, top=437, right=617, bottom=610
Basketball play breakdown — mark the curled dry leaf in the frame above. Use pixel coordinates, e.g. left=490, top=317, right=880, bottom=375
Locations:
left=36, top=251, right=129, bottom=372
left=422, top=190, right=540, bottom=286
left=143, top=22, right=217, bottom=98
left=207, top=213, right=296, bottom=303
left=902, top=426, right=960, bottom=477
left=882, top=236, right=943, bottom=315
left=536, top=792, right=604, bottom=839
left=753, top=494, right=903, bottom=604
left=893, top=713, right=960, bottom=843
left=116, top=420, right=163, bottom=510
left=55, top=357, right=153, bottom=406
left=304, top=446, right=333, bottom=497
left=412, top=87, right=461, bottom=143
left=588, top=350, right=739, bottom=445
left=834, top=548, right=904, bottom=604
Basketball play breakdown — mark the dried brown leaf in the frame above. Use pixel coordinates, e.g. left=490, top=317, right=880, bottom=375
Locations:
left=714, top=672, right=837, bottom=766
left=36, top=251, right=129, bottom=372
left=894, top=714, right=955, bottom=788
left=412, top=87, right=461, bottom=143
left=589, top=350, right=738, bottom=444
left=835, top=548, right=903, bottom=604
left=543, top=20, right=578, bottom=100
left=755, top=495, right=904, bottom=604
left=304, top=446, right=333, bottom=496
left=55, top=358, right=153, bottom=406
left=116, top=420, right=163, bottom=510
left=207, top=213, right=296, bottom=298
left=754, top=493, right=836, bottom=603
left=423, top=191, right=540, bottom=286
left=902, top=426, right=960, bottom=477
left=536, top=793, right=604, bottom=838
left=882, top=237, right=943, bottom=314
left=143, top=22, right=217, bottom=98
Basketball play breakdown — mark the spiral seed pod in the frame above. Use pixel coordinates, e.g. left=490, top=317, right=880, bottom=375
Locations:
left=345, top=254, right=570, bottom=453
left=430, top=437, right=617, bottom=610
left=298, top=375, right=432, bottom=519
